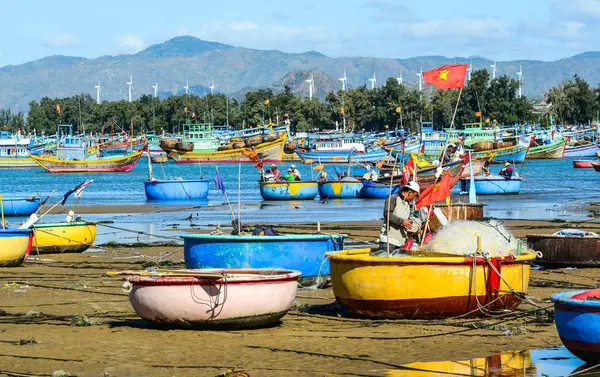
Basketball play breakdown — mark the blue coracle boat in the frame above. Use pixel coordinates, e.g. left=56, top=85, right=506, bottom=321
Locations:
left=1, top=197, right=41, bottom=216
left=360, top=181, right=400, bottom=198
left=459, top=175, right=522, bottom=195
left=318, top=181, right=363, bottom=198
left=144, top=180, right=209, bottom=200
left=551, top=289, right=600, bottom=363
left=259, top=181, right=318, bottom=200
left=182, top=233, right=344, bottom=284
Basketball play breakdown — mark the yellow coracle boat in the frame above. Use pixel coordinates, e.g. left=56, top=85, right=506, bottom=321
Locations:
left=32, top=222, right=96, bottom=254
left=0, top=228, right=32, bottom=267
left=328, top=249, right=535, bottom=319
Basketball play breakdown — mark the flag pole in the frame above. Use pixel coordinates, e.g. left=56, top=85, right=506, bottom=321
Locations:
left=215, top=166, right=236, bottom=222
left=386, top=140, right=402, bottom=257
left=237, top=163, right=242, bottom=232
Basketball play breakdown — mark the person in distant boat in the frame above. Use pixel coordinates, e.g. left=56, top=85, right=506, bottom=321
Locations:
left=499, top=162, right=514, bottom=178
left=290, top=164, right=302, bottom=181
left=362, top=165, right=378, bottom=181
left=317, top=170, right=328, bottom=182
left=269, top=164, right=281, bottom=181
left=442, top=144, right=457, bottom=164
left=482, top=160, right=491, bottom=176
left=379, top=181, right=422, bottom=251
left=280, top=168, right=296, bottom=182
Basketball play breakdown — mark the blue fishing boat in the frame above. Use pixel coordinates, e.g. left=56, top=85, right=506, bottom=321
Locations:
left=459, top=175, right=521, bottom=195
left=259, top=181, right=318, bottom=200
left=552, top=289, right=600, bottom=363
left=297, top=142, right=388, bottom=163
left=1, top=197, right=41, bottom=216
left=360, top=181, right=399, bottom=198
left=318, top=181, right=363, bottom=199
left=144, top=179, right=209, bottom=200
left=182, top=233, right=344, bottom=284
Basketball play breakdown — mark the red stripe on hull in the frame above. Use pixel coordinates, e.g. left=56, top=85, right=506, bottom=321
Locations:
left=174, top=159, right=282, bottom=164
left=338, top=295, right=521, bottom=319
left=45, top=162, right=138, bottom=173
left=561, top=337, right=600, bottom=363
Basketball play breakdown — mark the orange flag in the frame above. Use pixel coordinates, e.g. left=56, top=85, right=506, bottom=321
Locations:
left=56, top=104, right=61, bottom=114
left=423, top=64, right=467, bottom=89
left=416, top=171, right=452, bottom=208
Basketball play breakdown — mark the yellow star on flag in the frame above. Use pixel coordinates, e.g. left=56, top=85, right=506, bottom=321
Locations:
left=438, top=69, right=450, bottom=80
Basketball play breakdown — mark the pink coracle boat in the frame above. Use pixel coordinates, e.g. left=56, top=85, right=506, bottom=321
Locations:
left=125, top=268, right=301, bottom=329
left=573, top=159, right=598, bottom=168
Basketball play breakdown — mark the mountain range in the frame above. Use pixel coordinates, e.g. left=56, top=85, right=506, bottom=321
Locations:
left=2, top=36, right=600, bottom=113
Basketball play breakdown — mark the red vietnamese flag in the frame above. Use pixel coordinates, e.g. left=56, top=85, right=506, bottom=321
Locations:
left=416, top=171, right=452, bottom=208
left=422, top=64, right=468, bottom=89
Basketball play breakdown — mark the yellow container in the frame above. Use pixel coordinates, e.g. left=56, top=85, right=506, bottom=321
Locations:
left=32, top=222, right=96, bottom=254
left=328, top=249, right=535, bottom=319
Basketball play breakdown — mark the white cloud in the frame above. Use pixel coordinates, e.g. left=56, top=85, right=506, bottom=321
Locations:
left=117, top=34, right=145, bottom=52
left=364, top=0, right=414, bottom=22
left=553, top=0, right=600, bottom=20
left=174, top=26, right=189, bottom=36
left=397, top=18, right=511, bottom=40
left=46, top=33, right=80, bottom=47
left=555, top=21, right=586, bottom=39
left=229, top=21, right=258, bottom=32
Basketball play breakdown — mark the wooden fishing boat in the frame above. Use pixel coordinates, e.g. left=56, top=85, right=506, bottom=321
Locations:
left=328, top=248, right=535, bottom=319
left=0, top=157, right=37, bottom=168
left=32, top=222, right=96, bottom=254
left=30, top=151, right=143, bottom=173
left=526, top=233, right=600, bottom=267
left=564, top=143, right=600, bottom=158
left=418, top=145, right=527, bottom=164
left=359, top=181, right=399, bottom=199
left=259, top=181, right=318, bottom=200
left=379, top=160, right=464, bottom=191
left=428, top=203, right=485, bottom=232
left=552, top=289, right=600, bottom=363
left=526, top=138, right=567, bottom=159
left=0, top=227, right=33, bottom=267
left=182, top=234, right=344, bottom=285
left=593, top=162, right=600, bottom=172
left=1, top=196, right=41, bottom=216
left=318, top=180, right=363, bottom=198
left=459, top=175, right=522, bottom=195
left=125, top=268, right=301, bottom=329
left=573, top=159, right=597, bottom=168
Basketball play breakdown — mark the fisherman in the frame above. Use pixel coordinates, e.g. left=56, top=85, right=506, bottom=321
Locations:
left=269, top=164, right=281, bottom=181
left=499, top=162, right=514, bottom=178
left=482, top=160, right=491, bottom=176
left=362, top=165, right=378, bottom=181
left=280, top=168, right=296, bottom=182
left=290, top=164, right=302, bottom=181
left=379, top=181, right=423, bottom=251
left=442, top=144, right=457, bottom=164
left=317, top=170, right=328, bottom=182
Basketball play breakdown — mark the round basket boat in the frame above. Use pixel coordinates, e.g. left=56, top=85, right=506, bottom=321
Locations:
left=175, top=142, right=194, bottom=152
left=527, top=234, right=600, bottom=267
left=126, top=268, right=301, bottom=329
left=159, top=138, right=178, bottom=150
left=328, top=249, right=536, bottom=319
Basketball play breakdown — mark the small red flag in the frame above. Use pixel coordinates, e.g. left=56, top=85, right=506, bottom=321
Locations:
left=416, top=171, right=452, bottom=208
left=56, top=104, right=61, bottom=114
left=423, top=64, right=467, bottom=89
left=401, top=156, right=415, bottom=185
left=254, top=160, right=264, bottom=169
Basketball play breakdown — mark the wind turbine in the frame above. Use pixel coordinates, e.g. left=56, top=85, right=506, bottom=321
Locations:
left=490, top=61, right=497, bottom=80
left=184, top=78, right=189, bottom=96
left=517, top=65, right=523, bottom=98
left=152, top=81, right=158, bottom=98
left=396, top=72, right=403, bottom=85
left=306, top=73, right=315, bottom=99
left=339, top=70, right=347, bottom=91
left=416, top=67, right=423, bottom=92
left=127, top=75, right=133, bottom=102
left=369, top=72, right=377, bottom=89
left=467, top=61, right=472, bottom=82
left=209, top=82, right=215, bottom=95
left=94, top=82, right=101, bottom=104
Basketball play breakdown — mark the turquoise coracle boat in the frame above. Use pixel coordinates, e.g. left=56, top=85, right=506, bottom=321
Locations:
left=459, top=175, right=522, bottom=195
left=1, top=196, right=41, bottom=216
left=259, top=181, right=318, bottom=200
left=182, top=233, right=344, bottom=285
left=318, top=181, right=363, bottom=199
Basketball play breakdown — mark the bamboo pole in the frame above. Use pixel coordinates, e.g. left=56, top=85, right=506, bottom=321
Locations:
left=0, top=194, right=4, bottom=229
left=237, top=163, right=242, bottom=232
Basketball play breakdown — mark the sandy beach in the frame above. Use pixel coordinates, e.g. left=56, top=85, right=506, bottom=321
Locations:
left=1, top=218, right=598, bottom=376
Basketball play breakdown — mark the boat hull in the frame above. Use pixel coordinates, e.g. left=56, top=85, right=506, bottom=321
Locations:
left=127, top=268, right=300, bottom=329
left=183, top=234, right=344, bottom=283
left=259, top=181, right=318, bottom=200
left=30, top=151, right=142, bottom=173
left=459, top=177, right=522, bottom=195
left=297, top=148, right=388, bottom=163
left=329, top=249, right=535, bottom=319
left=32, top=222, right=96, bottom=254
left=167, top=135, right=286, bottom=163
left=0, top=157, right=37, bottom=168
left=0, top=228, right=33, bottom=267
left=318, top=181, right=363, bottom=198
left=527, top=234, right=600, bottom=267
left=360, top=183, right=399, bottom=198
left=573, top=160, right=597, bottom=168
left=144, top=180, right=209, bottom=200
left=527, top=139, right=567, bottom=159
left=564, top=143, right=600, bottom=158
left=1, top=197, right=41, bottom=216
left=552, top=290, right=600, bottom=364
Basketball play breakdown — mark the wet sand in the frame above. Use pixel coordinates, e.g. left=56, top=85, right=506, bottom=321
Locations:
left=1, top=219, right=598, bottom=376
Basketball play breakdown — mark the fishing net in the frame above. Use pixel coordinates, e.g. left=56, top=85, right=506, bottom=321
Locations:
left=423, top=220, right=518, bottom=257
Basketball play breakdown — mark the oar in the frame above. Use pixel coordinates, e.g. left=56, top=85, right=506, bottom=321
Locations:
left=105, top=270, right=227, bottom=279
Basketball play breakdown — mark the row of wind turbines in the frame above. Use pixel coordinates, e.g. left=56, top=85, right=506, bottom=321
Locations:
left=92, top=62, right=524, bottom=104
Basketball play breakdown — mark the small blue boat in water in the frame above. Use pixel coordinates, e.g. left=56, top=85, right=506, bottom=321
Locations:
left=552, top=289, right=600, bottom=363
left=318, top=181, right=363, bottom=199
left=182, top=233, right=344, bottom=284
left=259, top=181, right=318, bottom=200
left=459, top=175, right=522, bottom=195
left=1, top=197, right=41, bottom=216
left=144, top=179, right=209, bottom=200
left=360, top=181, right=399, bottom=199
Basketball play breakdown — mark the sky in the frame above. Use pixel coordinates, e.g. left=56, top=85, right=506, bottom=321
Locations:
left=1, top=0, right=599, bottom=67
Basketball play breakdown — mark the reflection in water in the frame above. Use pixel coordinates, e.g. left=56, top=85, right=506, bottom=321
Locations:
left=387, top=347, right=590, bottom=377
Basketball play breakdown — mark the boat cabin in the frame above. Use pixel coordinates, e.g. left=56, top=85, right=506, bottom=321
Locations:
left=181, top=123, right=221, bottom=152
